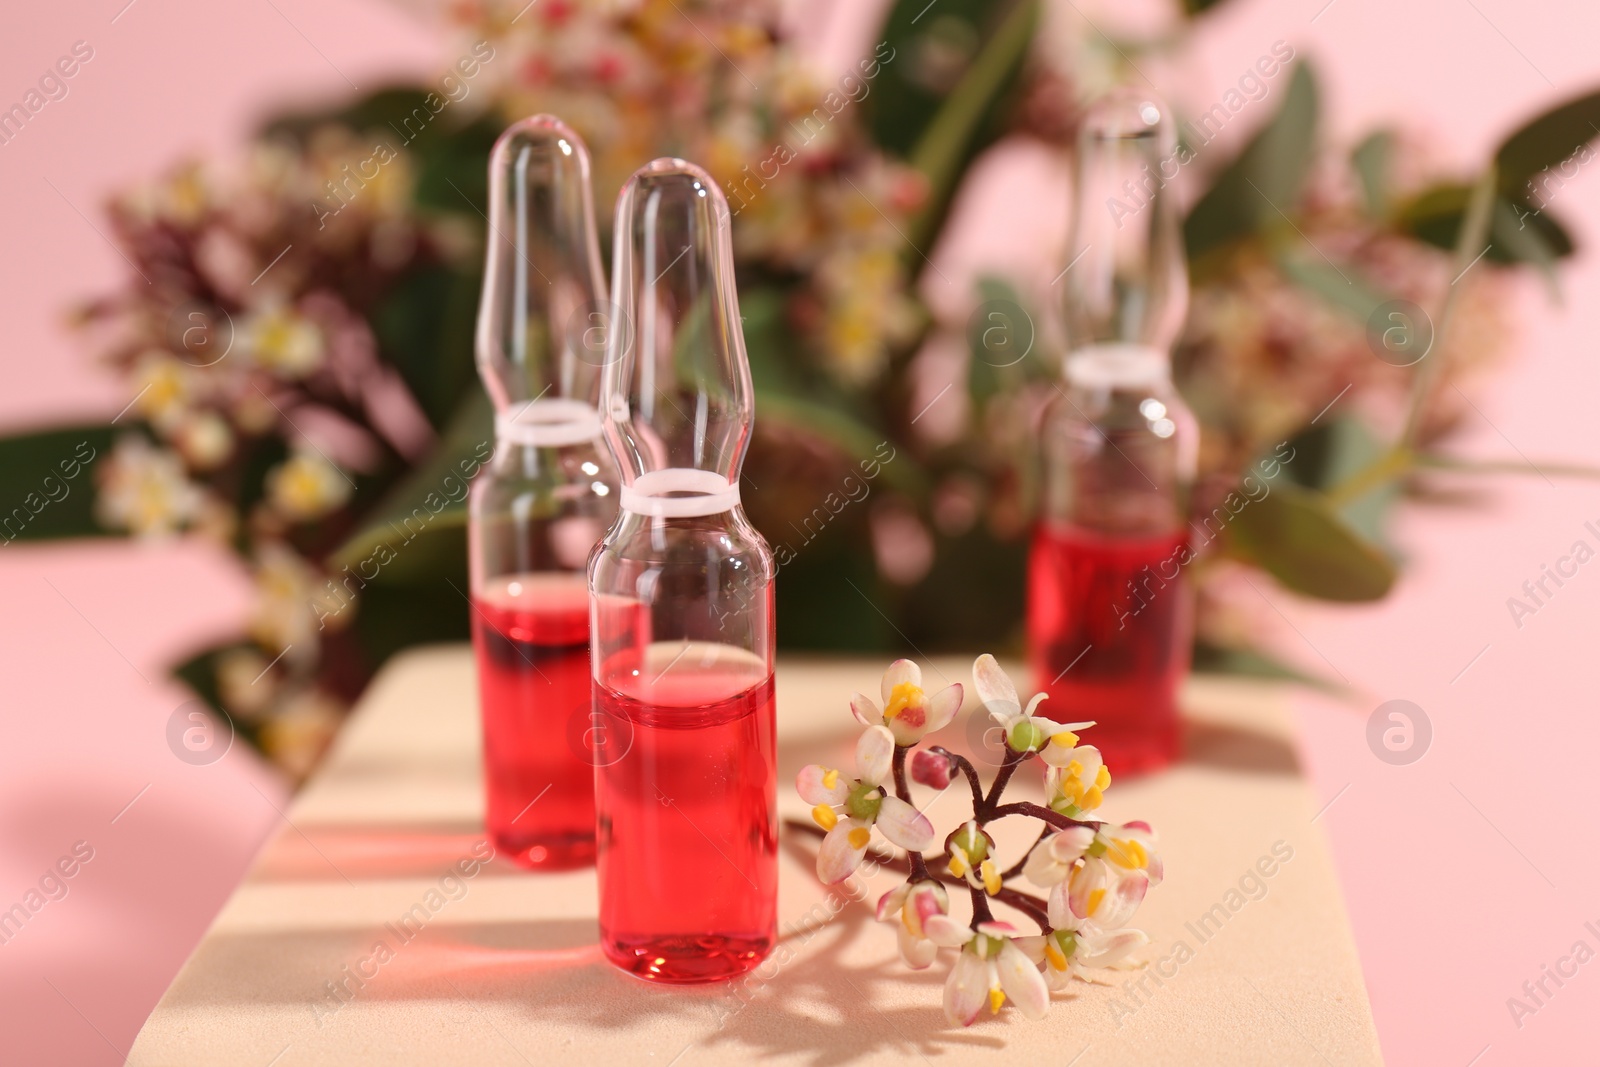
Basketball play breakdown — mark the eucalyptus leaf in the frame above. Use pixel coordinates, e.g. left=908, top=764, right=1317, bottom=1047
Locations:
left=1185, top=62, right=1320, bottom=261
left=1278, top=417, right=1398, bottom=549
left=1396, top=183, right=1575, bottom=263
left=1192, top=638, right=1342, bottom=693
left=1227, top=481, right=1396, bottom=601
left=1493, top=87, right=1600, bottom=198
left=0, top=425, right=120, bottom=544
left=327, top=386, right=493, bottom=571
left=903, top=0, right=1039, bottom=249
left=1277, top=253, right=1392, bottom=324
left=1492, top=197, right=1561, bottom=302
left=1351, top=130, right=1392, bottom=219
left=369, top=263, right=484, bottom=432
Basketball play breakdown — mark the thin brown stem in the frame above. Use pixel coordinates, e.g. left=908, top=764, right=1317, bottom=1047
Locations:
left=891, top=746, right=930, bottom=881
left=988, top=800, right=1102, bottom=831
left=981, top=746, right=1025, bottom=812
left=967, top=882, right=994, bottom=926
left=784, top=819, right=1050, bottom=927
left=928, top=746, right=984, bottom=813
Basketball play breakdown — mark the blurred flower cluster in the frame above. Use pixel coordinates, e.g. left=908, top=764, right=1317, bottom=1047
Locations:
left=459, top=0, right=924, bottom=383
left=77, top=134, right=473, bottom=777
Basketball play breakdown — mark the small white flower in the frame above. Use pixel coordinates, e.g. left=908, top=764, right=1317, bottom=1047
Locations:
left=876, top=880, right=949, bottom=969
left=266, top=449, right=351, bottom=522
left=849, top=658, right=963, bottom=746
left=95, top=435, right=202, bottom=537
left=1017, top=923, right=1150, bottom=990
left=924, top=918, right=1049, bottom=1025
left=242, top=303, right=324, bottom=378
left=1021, top=826, right=1097, bottom=888
left=1045, top=747, right=1111, bottom=816
left=972, top=654, right=1092, bottom=758
left=797, top=724, right=936, bottom=884
left=1046, top=821, right=1164, bottom=931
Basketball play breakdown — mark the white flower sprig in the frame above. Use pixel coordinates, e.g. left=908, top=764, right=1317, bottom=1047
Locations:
left=793, top=654, right=1164, bottom=1027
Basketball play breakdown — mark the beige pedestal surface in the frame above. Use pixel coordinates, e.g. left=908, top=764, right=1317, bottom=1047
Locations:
left=129, top=646, right=1382, bottom=1066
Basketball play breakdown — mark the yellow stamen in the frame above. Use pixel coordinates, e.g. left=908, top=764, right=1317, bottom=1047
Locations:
left=988, top=987, right=1006, bottom=1013
left=1081, top=786, right=1103, bottom=810
left=948, top=853, right=968, bottom=879
left=1107, top=838, right=1149, bottom=870
left=1087, top=888, right=1106, bottom=916
left=1067, top=759, right=1083, bottom=778
left=1095, top=765, right=1111, bottom=789
left=884, top=681, right=924, bottom=721
left=1043, top=939, right=1069, bottom=971
left=812, top=805, right=838, bottom=831
left=822, top=768, right=841, bottom=791
left=1064, top=778, right=1086, bottom=803
left=981, top=859, right=1001, bottom=895
left=847, top=826, right=872, bottom=850
left=1050, top=731, right=1079, bottom=749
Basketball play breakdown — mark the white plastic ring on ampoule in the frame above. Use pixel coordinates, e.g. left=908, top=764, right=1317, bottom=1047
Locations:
left=619, top=468, right=741, bottom=518
left=1064, top=343, right=1170, bottom=390
left=495, top=398, right=604, bottom=447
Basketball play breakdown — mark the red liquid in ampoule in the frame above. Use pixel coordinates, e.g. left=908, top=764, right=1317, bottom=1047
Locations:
left=593, top=650, right=777, bottom=983
left=472, top=573, right=596, bottom=869
left=1028, top=523, right=1192, bottom=774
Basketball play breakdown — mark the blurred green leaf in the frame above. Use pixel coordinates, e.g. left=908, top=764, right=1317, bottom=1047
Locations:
left=0, top=426, right=119, bottom=543
left=1185, top=62, right=1320, bottom=260
left=1493, top=87, right=1600, bottom=197
left=1227, top=481, right=1396, bottom=601
left=967, top=274, right=1051, bottom=405
left=1278, top=417, right=1398, bottom=548
left=1192, top=637, right=1342, bottom=692
left=369, top=262, right=483, bottom=431
left=868, top=0, right=1029, bottom=157
left=351, top=573, right=471, bottom=671
left=774, top=539, right=897, bottom=652
left=740, top=287, right=927, bottom=497
left=262, top=86, right=503, bottom=217
left=1277, top=253, right=1392, bottom=324
left=1415, top=453, right=1600, bottom=480
left=1351, top=129, right=1392, bottom=219
left=899, top=0, right=1039, bottom=249
left=1396, top=182, right=1575, bottom=263
left=901, top=524, right=1027, bottom=652
left=327, top=386, right=492, bottom=571
left=1492, top=197, right=1561, bottom=301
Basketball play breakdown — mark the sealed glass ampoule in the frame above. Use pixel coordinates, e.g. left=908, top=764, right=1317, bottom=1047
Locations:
left=468, top=115, right=617, bottom=868
left=1029, top=90, right=1198, bottom=773
left=588, top=158, right=777, bottom=982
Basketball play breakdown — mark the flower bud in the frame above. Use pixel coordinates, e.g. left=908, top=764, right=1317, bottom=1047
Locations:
left=909, top=748, right=954, bottom=789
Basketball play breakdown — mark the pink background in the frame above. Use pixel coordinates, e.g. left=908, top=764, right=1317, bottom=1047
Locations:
left=1, top=1, right=1596, bottom=1063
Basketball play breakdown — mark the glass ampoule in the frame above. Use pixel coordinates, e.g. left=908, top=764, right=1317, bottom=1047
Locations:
left=588, top=158, right=777, bottom=983
left=468, top=115, right=617, bottom=868
left=1030, top=90, right=1198, bottom=774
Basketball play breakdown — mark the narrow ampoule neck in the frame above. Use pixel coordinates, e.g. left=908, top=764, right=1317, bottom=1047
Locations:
left=1064, top=342, right=1172, bottom=392
left=617, top=469, right=741, bottom=519
left=1063, top=90, right=1187, bottom=354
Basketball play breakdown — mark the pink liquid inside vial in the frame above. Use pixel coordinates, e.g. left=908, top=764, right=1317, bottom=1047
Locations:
left=472, top=573, right=597, bottom=869
left=1028, top=524, right=1192, bottom=774
left=593, top=643, right=777, bottom=982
